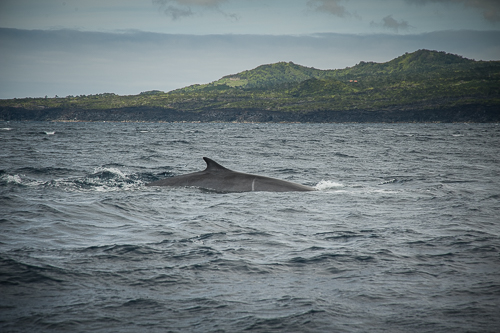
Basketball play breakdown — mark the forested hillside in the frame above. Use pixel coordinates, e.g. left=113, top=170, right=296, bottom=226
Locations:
left=1, top=50, right=499, bottom=122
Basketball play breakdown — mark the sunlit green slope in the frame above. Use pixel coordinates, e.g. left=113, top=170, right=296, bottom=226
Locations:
left=1, top=49, right=499, bottom=118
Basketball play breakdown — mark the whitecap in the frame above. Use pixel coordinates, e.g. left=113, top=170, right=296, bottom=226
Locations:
left=2, top=174, right=22, bottom=184
left=92, top=167, right=127, bottom=178
left=379, top=179, right=397, bottom=185
left=315, top=179, right=344, bottom=191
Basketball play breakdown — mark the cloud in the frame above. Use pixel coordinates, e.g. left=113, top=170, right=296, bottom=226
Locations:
left=406, top=0, right=500, bottom=22
left=378, top=14, right=411, bottom=32
left=160, top=5, right=194, bottom=19
left=307, top=0, right=353, bottom=18
left=153, top=0, right=235, bottom=20
left=370, top=15, right=411, bottom=32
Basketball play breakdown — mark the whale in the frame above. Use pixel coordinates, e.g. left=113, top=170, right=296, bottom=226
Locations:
left=146, top=157, right=316, bottom=192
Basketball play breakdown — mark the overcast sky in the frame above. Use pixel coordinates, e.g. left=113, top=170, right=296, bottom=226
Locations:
left=1, top=0, right=499, bottom=98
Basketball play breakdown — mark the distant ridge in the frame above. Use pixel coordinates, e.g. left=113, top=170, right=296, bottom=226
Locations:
left=1, top=50, right=499, bottom=122
left=178, top=49, right=477, bottom=92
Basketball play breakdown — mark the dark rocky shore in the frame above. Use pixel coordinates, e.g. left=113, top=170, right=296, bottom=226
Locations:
left=1, top=104, right=499, bottom=123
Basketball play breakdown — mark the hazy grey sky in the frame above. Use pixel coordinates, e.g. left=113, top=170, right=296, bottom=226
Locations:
left=1, top=0, right=499, bottom=98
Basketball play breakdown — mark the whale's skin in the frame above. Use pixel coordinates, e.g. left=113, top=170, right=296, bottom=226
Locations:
left=146, top=157, right=315, bottom=192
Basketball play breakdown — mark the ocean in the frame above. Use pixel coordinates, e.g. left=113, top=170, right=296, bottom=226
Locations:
left=1, top=121, right=499, bottom=332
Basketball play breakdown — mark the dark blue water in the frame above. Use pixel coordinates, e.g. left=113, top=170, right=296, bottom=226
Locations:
left=1, top=121, right=499, bottom=332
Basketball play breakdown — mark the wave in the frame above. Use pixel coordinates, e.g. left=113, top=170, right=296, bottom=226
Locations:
left=80, top=244, right=163, bottom=257
left=0, top=173, right=23, bottom=185
left=315, top=180, right=344, bottom=190
left=90, top=166, right=127, bottom=180
left=241, top=308, right=328, bottom=332
left=0, top=166, right=157, bottom=192
left=0, top=257, right=65, bottom=286
left=70, top=168, right=150, bottom=192
left=333, top=152, right=357, bottom=158
left=379, top=178, right=397, bottom=185
left=14, top=166, right=75, bottom=176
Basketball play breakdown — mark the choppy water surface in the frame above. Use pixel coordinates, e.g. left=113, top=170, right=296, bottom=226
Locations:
left=1, top=121, right=499, bottom=332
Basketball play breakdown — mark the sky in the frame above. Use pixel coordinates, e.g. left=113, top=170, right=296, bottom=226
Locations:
left=1, top=0, right=499, bottom=98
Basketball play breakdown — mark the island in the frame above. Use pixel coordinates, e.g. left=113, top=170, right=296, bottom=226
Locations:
left=1, top=49, right=499, bottom=123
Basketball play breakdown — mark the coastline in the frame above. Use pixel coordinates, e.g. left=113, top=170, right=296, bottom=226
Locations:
left=1, top=104, right=499, bottom=123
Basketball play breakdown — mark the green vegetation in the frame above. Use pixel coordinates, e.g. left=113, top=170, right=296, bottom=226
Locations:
left=2, top=50, right=499, bottom=117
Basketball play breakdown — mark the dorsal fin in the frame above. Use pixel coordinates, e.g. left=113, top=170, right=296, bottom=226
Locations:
left=203, top=157, right=229, bottom=171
